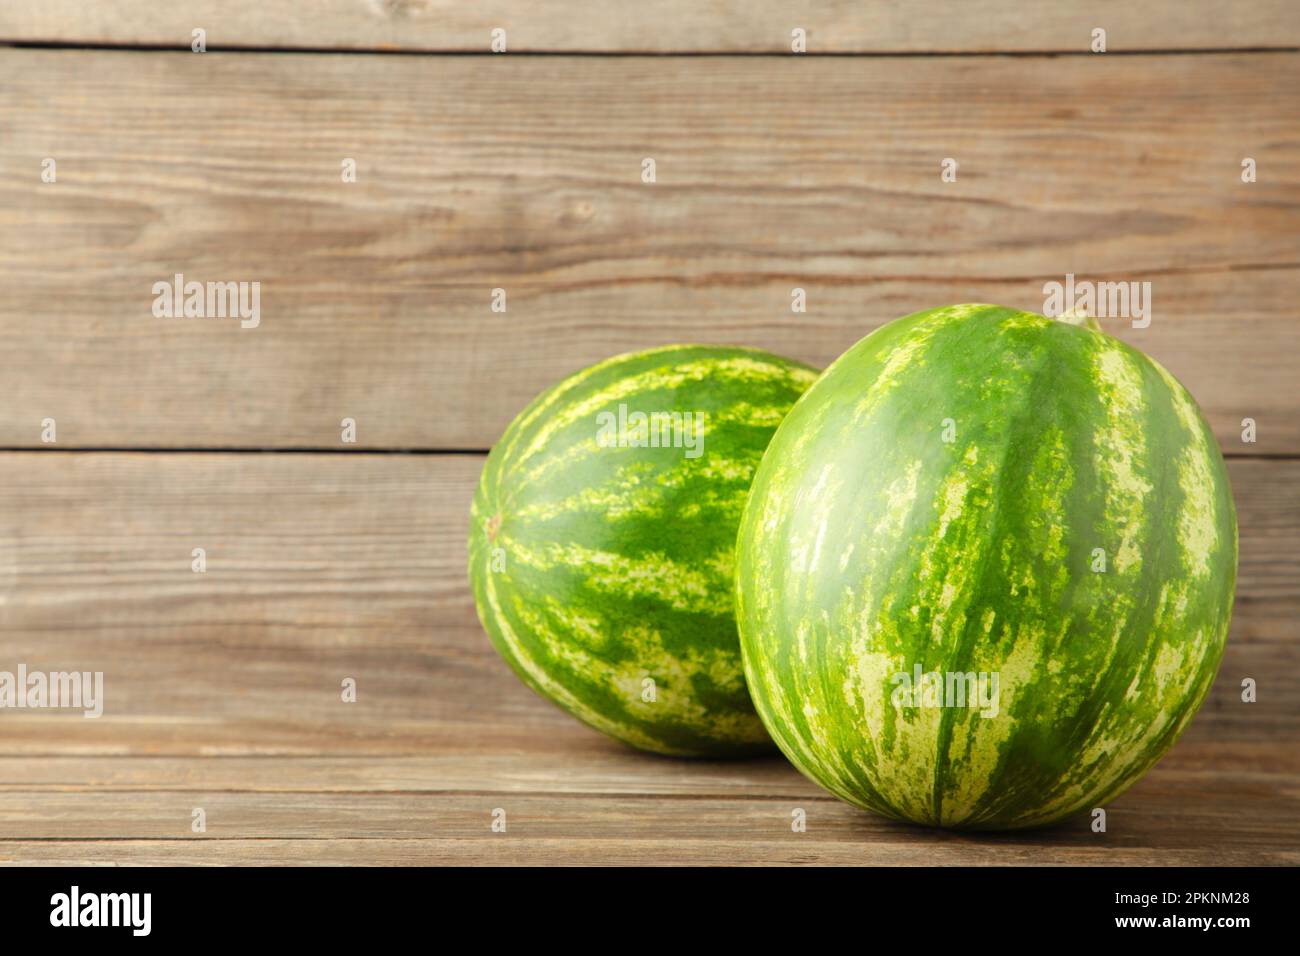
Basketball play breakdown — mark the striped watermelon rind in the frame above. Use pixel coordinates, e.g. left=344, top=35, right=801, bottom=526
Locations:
left=470, top=344, right=818, bottom=756
left=736, top=304, right=1237, bottom=828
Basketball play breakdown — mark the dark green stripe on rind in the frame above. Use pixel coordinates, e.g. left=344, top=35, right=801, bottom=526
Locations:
left=471, top=345, right=817, bottom=756
left=736, top=305, right=1236, bottom=827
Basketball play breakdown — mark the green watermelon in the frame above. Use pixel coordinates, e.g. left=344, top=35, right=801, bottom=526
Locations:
left=736, top=304, right=1237, bottom=828
left=470, top=345, right=818, bottom=756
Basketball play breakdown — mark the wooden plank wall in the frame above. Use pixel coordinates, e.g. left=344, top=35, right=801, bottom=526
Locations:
left=1, top=52, right=1297, bottom=451
left=0, top=2, right=1297, bottom=865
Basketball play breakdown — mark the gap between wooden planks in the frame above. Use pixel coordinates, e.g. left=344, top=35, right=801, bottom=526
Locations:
left=1, top=50, right=1297, bottom=451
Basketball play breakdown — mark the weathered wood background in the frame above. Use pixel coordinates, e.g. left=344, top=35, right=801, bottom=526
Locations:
left=0, top=2, right=1297, bottom=865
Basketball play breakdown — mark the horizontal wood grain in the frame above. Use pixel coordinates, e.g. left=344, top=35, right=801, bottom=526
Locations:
left=2, top=50, right=1297, bottom=452
left=3, top=839, right=1291, bottom=866
left=2, top=737, right=1296, bottom=792
left=4, top=1, right=1300, bottom=53
left=0, top=452, right=1293, bottom=757
left=0, top=763, right=1294, bottom=865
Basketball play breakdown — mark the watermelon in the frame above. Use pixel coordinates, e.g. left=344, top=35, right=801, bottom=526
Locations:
left=736, top=304, right=1237, bottom=828
left=470, top=345, right=818, bottom=756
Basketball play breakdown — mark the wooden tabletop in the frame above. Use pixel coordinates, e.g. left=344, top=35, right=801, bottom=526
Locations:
left=1, top=2, right=1297, bottom=865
